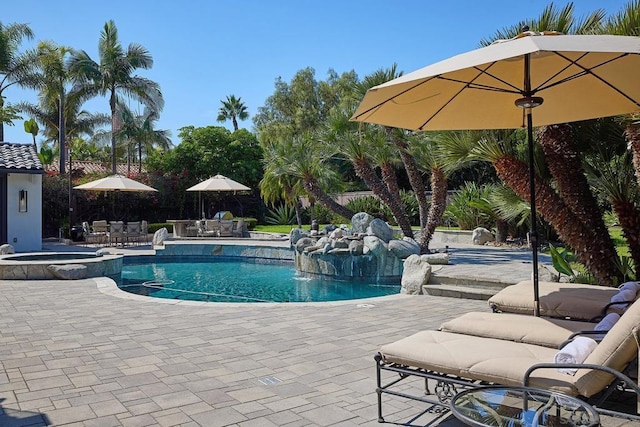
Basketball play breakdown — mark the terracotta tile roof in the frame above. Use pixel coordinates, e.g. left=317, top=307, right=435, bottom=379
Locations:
left=46, top=160, right=145, bottom=175
left=0, top=143, right=43, bottom=172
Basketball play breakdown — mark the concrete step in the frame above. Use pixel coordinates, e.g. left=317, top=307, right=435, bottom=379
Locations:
left=422, top=284, right=497, bottom=301
left=428, top=273, right=514, bottom=292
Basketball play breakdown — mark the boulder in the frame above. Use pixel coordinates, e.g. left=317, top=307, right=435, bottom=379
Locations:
left=401, top=254, right=432, bottom=295
left=332, top=238, right=349, bottom=249
left=363, top=235, right=387, bottom=257
left=95, top=249, right=107, bottom=257
left=422, top=253, right=450, bottom=265
left=367, top=218, right=394, bottom=243
left=0, top=244, right=15, bottom=255
left=290, top=228, right=308, bottom=245
left=349, top=239, right=364, bottom=255
left=471, top=227, right=494, bottom=245
left=152, top=228, right=169, bottom=246
left=330, top=228, right=345, bottom=240
left=351, top=212, right=374, bottom=234
left=47, top=264, right=88, bottom=280
left=295, top=237, right=315, bottom=253
left=538, top=264, right=560, bottom=282
left=388, top=238, right=421, bottom=259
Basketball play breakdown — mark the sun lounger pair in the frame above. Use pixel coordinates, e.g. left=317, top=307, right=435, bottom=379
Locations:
left=375, top=286, right=640, bottom=423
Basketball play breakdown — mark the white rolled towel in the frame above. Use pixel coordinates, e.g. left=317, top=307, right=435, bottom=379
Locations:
left=593, top=312, right=620, bottom=339
left=554, top=336, right=598, bottom=375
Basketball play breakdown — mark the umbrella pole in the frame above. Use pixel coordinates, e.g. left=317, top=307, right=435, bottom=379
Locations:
left=527, top=110, right=541, bottom=317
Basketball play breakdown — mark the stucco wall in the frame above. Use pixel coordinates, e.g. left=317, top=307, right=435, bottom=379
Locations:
left=7, top=173, right=42, bottom=252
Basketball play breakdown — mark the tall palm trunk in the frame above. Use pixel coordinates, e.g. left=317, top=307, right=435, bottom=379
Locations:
left=352, top=157, right=413, bottom=238
left=110, top=89, right=117, bottom=174
left=385, top=132, right=429, bottom=253
left=423, top=167, right=447, bottom=251
left=495, top=155, right=621, bottom=287
left=611, top=199, right=640, bottom=272
left=538, top=124, right=619, bottom=278
left=626, top=124, right=640, bottom=187
left=302, top=175, right=354, bottom=220
left=380, top=161, right=414, bottom=238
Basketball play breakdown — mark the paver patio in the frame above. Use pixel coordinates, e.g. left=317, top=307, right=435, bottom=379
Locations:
left=0, top=240, right=636, bottom=426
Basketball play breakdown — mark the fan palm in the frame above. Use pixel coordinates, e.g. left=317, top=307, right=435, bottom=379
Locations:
left=217, top=95, right=249, bottom=131
left=68, top=20, right=163, bottom=174
left=0, top=21, right=36, bottom=141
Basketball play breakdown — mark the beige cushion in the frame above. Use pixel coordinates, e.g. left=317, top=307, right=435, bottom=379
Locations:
left=379, top=330, right=579, bottom=396
left=440, top=312, right=593, bottom=348
left=380, top=299, right=640, bottom=398
left=488, top=281, right=618, bottom=320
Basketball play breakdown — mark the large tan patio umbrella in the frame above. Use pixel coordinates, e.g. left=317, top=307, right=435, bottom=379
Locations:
left=73, top=174, right=158, bottom=192
left=186, top=174, right=251, bottom=218
left=351, top=31, right=640, bottom=316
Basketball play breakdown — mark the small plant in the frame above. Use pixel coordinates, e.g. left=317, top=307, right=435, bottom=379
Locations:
left=548, top=244, right=597, bottom=284
left=265, top=205, right=296, bottom=225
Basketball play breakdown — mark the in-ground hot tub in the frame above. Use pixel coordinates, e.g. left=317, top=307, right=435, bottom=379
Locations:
left=0, top=252, right=123, bottom=280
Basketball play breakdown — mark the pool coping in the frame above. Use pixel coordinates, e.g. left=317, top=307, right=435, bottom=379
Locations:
left=97, top=276, right=411, bottom=307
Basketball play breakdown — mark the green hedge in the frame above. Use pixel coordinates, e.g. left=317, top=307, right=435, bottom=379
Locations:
left=149, top=223, right=174, bottom=234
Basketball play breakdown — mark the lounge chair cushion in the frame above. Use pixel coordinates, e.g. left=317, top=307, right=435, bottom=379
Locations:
left=488, top=281, right=618, bottom=320
left=440, top=312, right=593, bottom=348
left=379, top=330, right=579, bottom=395
left=380, top=299, right=640, bottom=399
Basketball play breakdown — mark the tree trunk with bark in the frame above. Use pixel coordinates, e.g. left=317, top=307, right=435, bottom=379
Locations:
left=422, top=167, right=447, bottom=252
left=386, top=128, right=429, bottom=247
left=494, top=155, right=621, bottom=287
left=538, top=124, right=619, bottom=280
left=626, top=124, right=640, bottom=188
left=611, top=199, right=640, bottom=273
left=352, top=158, right=414, bottom=238
left=302, top=176, right=354, bottom=220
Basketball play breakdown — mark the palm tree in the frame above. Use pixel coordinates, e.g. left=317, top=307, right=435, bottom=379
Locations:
left=217, top=95, right=248, bottom=131
left=266, top=133, right=354, bottom=220
left=116, top=101, right=172, bottom=173
left=68, top=20, right=164, bottom=174
left=17, top=41, right=109, bottom=171
left=323, top=107, right=414, bottom=237
left=0, top=21, right=36, bottom=141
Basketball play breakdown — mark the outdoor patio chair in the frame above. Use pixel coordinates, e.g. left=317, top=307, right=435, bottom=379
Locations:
left=232, top=219, right=247, bottom=237
left=125, top=221, right=142, bottom=246
left=197, top=220, right=220, bottom=237
left=108, top=221, right=125, bottom=247
left=140, top=220, right=150, bottom=244
left=92, top=220, right=109, bottom=235
left=218, top=220, right=234, bottom=237
left=374, top=298, right=640, bottom=423
left=82, top=221, right=106, bottom=246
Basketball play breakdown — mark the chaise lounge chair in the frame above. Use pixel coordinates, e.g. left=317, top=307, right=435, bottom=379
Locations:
left=374, top=298, right=640, bottom=423
left=488, top=280, right=632, bottom=320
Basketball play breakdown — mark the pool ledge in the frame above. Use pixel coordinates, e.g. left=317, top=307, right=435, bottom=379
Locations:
left=0, top=252, right=123, bottom=280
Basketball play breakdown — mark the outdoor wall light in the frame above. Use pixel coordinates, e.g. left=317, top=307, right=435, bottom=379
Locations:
left=19, top=189, right=28, bottom=212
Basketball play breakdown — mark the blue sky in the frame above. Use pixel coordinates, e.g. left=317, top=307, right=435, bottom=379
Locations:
left=2, top=0, right=632, bottom=146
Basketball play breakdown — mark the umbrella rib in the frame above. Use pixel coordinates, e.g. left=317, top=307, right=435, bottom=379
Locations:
left=418, top=62, right=519, bottom=130
left=351, top=77, right=440, bottom=121
left=536, top=51, right=640, bottom=108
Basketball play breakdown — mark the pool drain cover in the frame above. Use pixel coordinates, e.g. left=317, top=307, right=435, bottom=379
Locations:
left=259, top=376, right=282, bottom=386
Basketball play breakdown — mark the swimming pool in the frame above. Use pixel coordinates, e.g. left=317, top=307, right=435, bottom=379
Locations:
left=120, top=257, right=400, bottom=303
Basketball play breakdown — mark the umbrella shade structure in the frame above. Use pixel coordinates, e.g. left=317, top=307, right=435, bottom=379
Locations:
left=186, top=174, right=251, bottom=218
left=73, top=174, right=158, bottom=192
left=351, top=32, right=640, bottom=316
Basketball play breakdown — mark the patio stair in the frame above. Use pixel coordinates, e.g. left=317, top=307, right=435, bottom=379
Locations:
left=422, top=273, right=515, bottom=300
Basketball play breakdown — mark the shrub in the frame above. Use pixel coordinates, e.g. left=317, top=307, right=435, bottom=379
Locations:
left=265, top=205, right=296, bottom=225
left=444, top=182, right=494, bottom=230
left=149, top=223, right=174, bottom=234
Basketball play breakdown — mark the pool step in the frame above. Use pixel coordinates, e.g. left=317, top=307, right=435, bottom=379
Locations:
left=423, top=273, right=514, bottom=300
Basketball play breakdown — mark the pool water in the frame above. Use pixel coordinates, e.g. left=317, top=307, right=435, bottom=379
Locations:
left=120, top=258, right=400, bottom=303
